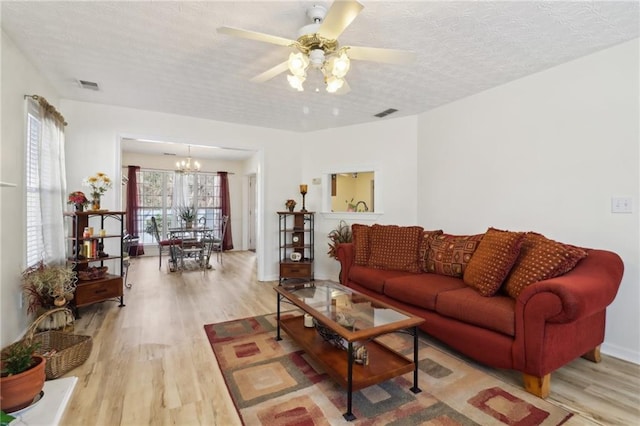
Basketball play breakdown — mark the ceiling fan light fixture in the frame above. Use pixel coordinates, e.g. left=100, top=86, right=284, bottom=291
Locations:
left=287, top=74, right=305, bottom=91
left=287, top=52, right=309, bottom=77
left=325, top=76, right=344, bottom=93
left=308, top=49, right=326, bottom=69
left=329, top=51, right=351, bottom=78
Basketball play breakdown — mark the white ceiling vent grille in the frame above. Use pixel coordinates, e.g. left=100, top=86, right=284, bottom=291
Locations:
left=77, top=79, right=100, bottom=91
left=374, top=108, right=398, bottom=118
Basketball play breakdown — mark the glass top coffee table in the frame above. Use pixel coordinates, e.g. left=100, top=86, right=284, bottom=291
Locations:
left=274, top=281, right=425, bottom=421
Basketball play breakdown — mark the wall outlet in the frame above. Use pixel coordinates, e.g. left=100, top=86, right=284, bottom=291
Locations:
left=312, top=178, right=321, bottom=185
left=611, top=197, right=633, bottom=213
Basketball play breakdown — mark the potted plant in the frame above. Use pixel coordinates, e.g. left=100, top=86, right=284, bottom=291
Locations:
left=67, top=191, right=89, bottom=212
left=179, top=205, right=196, bottom=228
left=0, top=341, right=45, bottom=413
left=327, top=220, right=352, bottom=259
left=285, top=199, right=296, bottom=212
left=22, top=262, right=76, bottom=330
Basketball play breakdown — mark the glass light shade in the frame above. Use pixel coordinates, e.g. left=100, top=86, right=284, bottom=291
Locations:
left=288, top=52, right=309, bottom=77
left=330, top=52, right=350, bottom=78
left=287, top=74, right=305, bottom=91
left=325, top=76, right=344, bottom=93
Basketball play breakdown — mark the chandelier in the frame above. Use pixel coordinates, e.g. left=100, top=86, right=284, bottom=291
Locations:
left=176, top=145, right=200, bottom=173
left=286, top=48, right=351, bottom=93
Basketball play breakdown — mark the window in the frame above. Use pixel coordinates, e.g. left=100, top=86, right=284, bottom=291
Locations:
left=136, top=169, right=222, bottom=245
left=25, top=103, right=43, bottom=267
left=25, top=97, right=67, bottom=266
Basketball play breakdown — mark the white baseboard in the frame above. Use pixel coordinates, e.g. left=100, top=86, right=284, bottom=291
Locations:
left=601, top=342, right=640, bottom=364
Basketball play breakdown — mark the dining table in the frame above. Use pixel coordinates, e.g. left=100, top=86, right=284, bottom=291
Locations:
left=167, top=226, right=215, bottom=271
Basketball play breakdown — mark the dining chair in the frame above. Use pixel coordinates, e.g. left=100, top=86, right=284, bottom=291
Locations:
left=212, top=215, right=229, bottom=265
left=122, top=234, right=139, bottom=288
left=150, top=216, right=177, bottom=270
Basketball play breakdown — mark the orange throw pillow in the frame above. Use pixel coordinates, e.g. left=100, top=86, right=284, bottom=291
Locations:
left=503, top=233, right=588, bottom=298
left=368, top=224, right=424, bottom=272
left=463, top=228, right=525, bottom=296
left=351, top=224, right=371, bottom=266
left=425, top=233, right=484, bottom=277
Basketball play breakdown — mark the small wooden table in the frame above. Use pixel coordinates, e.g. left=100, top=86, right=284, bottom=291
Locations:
left=274, top=281, right=425, bottom=421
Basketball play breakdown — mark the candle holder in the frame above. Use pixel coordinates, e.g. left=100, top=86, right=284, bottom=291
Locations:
left=299, top=184, right=308, bottom=212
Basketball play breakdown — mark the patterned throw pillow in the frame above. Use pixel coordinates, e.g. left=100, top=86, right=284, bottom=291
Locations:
left=419, top=230, right=444, bottom=272
left=352, top=224, right=372, bottom=266
left=368, top=224, right=424, bottom=272
left=503, top=233, right=588, bottom=298
left=425, top=233, right=484, bottom=277
left=463, top=228, right=525, bottom=296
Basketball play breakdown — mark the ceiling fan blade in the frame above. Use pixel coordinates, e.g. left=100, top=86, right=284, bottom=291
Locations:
left=346, top=46, right=416, bottom=64
left=250, top=61, right=289, bottom=83
left=217, top=26, right=296, bottom=47
left=318, top=0, right=364, bottom=40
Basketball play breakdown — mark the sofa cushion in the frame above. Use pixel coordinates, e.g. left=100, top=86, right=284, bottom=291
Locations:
left=384, top=273, right=467, bottom=311
left=463, top=228, right=525, bottom=296
left=368, top=225, right=424, bottom=273
left=426, top=233, right=484, bottom=277
left=435, top=287, right=516, bottom=336
left=352, top=224, right=371, bottom=266
left=503, top=232, right=588, bottom=299
left=419, top=230, right=444, bottom=272
left=348, top=265, right=417, bottom=294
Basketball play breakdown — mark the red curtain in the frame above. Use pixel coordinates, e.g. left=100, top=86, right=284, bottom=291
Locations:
left=219, top=172, right=233, bottom=250
left=126, top=165, right=144, bottom=255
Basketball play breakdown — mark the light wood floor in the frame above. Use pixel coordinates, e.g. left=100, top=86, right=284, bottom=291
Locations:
left=62, top=252, right=639, bottom=425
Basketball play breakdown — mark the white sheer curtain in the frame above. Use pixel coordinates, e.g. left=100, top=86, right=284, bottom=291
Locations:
left=172, top=172, right=189, bottom=227
left=28, top=97, right=67, bottom=264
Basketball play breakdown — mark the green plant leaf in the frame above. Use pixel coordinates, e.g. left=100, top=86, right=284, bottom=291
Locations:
left=1, top=410, right=16, bottom=425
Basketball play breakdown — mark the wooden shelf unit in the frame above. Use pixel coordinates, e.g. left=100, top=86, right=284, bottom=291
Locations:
left=65, top=211, right=126, bottom=312
left=278, top=211, right=314, bottom=284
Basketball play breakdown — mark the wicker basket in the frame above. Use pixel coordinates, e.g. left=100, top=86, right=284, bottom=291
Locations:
left=23, top=308, right=93, bottom=379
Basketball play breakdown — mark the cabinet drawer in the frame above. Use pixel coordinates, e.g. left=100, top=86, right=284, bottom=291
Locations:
left=75, top=276, right=123, bottom=306
left=280, top=263, right=313, bottom=278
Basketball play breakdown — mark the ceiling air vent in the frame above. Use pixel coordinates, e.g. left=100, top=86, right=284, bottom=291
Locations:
left=163, top=152, right=176, bottom=156
left=77, top=80, right=100, bottom=91
left=374, top=108, right=398, bottom=118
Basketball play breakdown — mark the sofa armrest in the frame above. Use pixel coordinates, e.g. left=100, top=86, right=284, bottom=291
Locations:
left=336, top=243, right=355, bottom=285
left=517, top=249, right=624, bottom=324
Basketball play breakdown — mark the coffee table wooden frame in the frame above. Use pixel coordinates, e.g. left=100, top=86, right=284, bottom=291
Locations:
left=275, top=282, right=425, bottom=421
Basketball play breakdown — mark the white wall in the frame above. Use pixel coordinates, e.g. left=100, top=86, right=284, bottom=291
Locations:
left=302, top=116, right=419, bottom=281
left=416, top=39, right=640, bottom=362
left=0, top=31, right=62, bottom=347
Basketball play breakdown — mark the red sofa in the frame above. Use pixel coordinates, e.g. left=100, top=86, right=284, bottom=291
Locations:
left=336, top=224, right=623, bottom=398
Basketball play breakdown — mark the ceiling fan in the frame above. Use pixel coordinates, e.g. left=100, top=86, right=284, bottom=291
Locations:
left=217, top=0, right=416, bottom=94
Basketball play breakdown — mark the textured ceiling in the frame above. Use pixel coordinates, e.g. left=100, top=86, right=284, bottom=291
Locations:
left=2, top=1, right=638, bottom=140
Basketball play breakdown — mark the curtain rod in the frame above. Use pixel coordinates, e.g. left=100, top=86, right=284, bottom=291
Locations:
left=24, top=94, right=67, bottom=126
left=121, top=165, right=234, bottom=175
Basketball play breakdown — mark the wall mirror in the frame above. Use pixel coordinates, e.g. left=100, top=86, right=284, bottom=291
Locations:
left=324, top=170, right=376, bottom=213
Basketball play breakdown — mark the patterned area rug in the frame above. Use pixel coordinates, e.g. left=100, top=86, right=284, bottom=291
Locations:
left=204, top=312, right=572, bottom=426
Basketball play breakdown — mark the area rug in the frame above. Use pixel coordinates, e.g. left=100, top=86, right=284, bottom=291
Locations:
left=204, top=312, right=572, bottom=426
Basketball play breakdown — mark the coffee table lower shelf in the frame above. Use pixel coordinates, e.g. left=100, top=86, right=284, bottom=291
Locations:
left=279, top=315, right=415, bottom=391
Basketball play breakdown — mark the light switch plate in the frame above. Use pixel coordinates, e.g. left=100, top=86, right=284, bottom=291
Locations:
left=312, top=178, right=321, bottom=185
left=611, top=197, right=633, bottom=213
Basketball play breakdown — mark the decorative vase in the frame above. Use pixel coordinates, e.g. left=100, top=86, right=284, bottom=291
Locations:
left=92, top=197, right=101, bottom=211
left=74, top=203, right=84, bottom=212
left=288, top=206, right=294, bottom=212
left=0, top=355, right=46, bottom=412
left=186, top=220, right=193, bottom=229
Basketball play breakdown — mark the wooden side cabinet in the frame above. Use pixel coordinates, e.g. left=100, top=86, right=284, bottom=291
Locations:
left=65, top=211, right=126, bottom=313
left=278, top=211, right=314, bottom=284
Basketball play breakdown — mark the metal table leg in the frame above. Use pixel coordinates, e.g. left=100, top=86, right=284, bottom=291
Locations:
left=276, top=293, right=282, bottom=341
left=344, top=341, right=356, bottom=421
left=410, top=326, right=422, bottom=394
